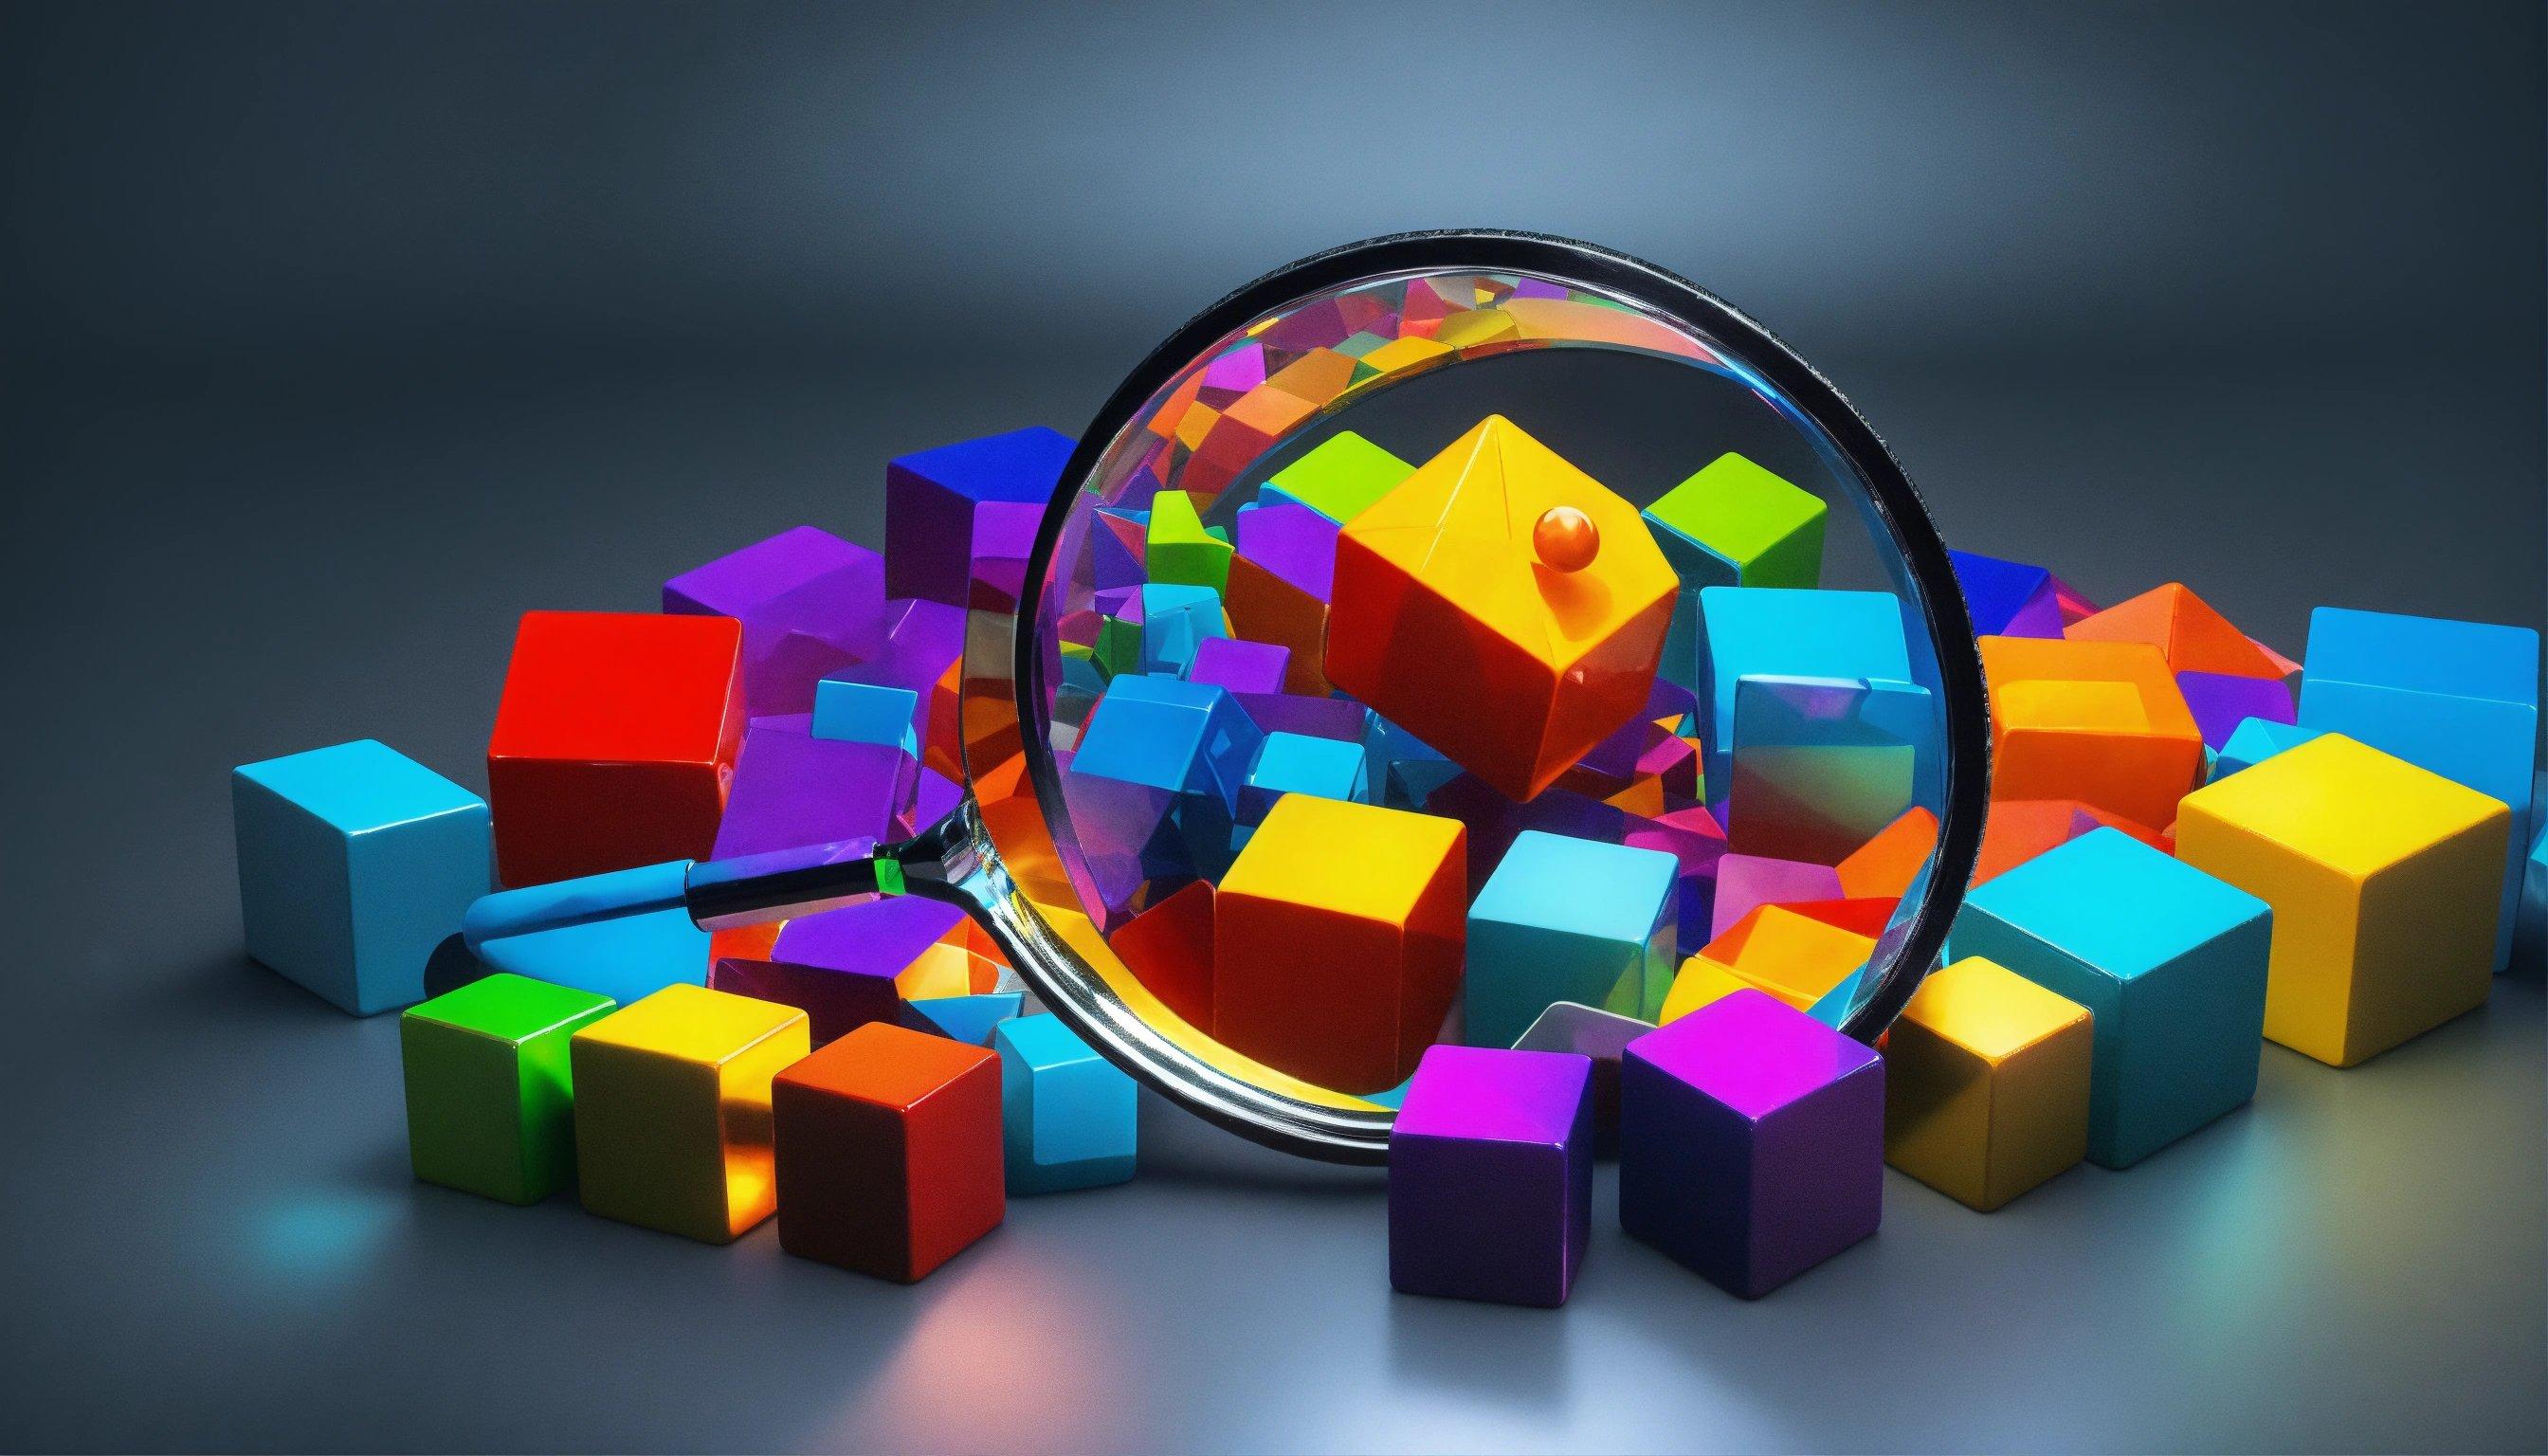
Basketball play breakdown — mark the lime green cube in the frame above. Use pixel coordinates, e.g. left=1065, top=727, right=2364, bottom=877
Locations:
left=1259, top=430, right=1411, bottom=525
left=1146, top=490, right=1232, bottom=592
left=1642, top=452, right=1827, bottom=591
left=402, top=974, right=616, bottom=1205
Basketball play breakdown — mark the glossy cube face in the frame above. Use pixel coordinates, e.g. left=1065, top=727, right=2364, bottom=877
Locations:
left=1213, top=795, right=1466, bottom=1093
left=1883, top=957, right=2091, bottom=1210
left=1620, top=990, right=1884, bottom=1298
left=1978, top=635, right=2207, bottom=831
left=1951, top=828, right=2271, bottom=1169
left=773, top=1021, right=1004, bottom=1282
left=1947, top=550, right=2063, bottom=639
left=884, top=427, right=1073, bottom=609
left=1389, top=1046, right=1594, bottom=1307
left=1642, top=451, right=1827, bottom=598
left=995, top=1015, right=1138, bottom=1194
left=707, top=714, right=910, bottom=861
left=401, top=974, right=616, bottom=1205
left=485, top=611, right=744, bottom=887
left=1673, top=905, right=1876, bottom=1017
left=1258, top=430, right=1410, bottom=525
left=2299, top=607, right=2540, bottom=972
left=708, top=895, right=970, bottom=1046
left=233, top=739, right=491, bottom=1015
left=1693, top=588, right=1912, bottom=798
left=1145, top=490, right=1232, bottom=592
left=570, top=985, right=810, bottom=1243
left=1465, top=831, right=1680, bottom=1049
left=2066, top=583, right=2287, bottom=680
left=2177, top=735, right=2508, bottom=1066
left=1325, top=416, right=1680, bottom=802
left=1725, top=674, right=1938, bottom=864
left=662, top=525, right=887, bottom=716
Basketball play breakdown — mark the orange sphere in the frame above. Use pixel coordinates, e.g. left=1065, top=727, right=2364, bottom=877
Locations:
left=1532, top=505, right=1600, bottom=573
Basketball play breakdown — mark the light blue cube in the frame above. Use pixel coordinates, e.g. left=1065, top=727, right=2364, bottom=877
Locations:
left=810, top=678, right=919, bottom=755
left=995, top=1014, right=1138, bottom=1193
left=1950, top=828, right=2271, bottom=1169
left=1072, top=673, right=1262, bottom=814
left=907, top=990, right=1023, bottom=1046
left=1241, top=732, right=1370, bottom=823
left=2208, top=718, right=2327, bottom=783
left=232, top=739, right=491, bottom=1015
left=1465, top=831, right=1680, bottom=1051
left=2299, top=608, right=2540, bottom=970
left=1694, top=588, right=1911, bottom=794
left=1138, top=583, right=1228, bottom=676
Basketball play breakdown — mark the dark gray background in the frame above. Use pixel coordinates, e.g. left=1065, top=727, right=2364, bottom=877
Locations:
left=4, top=2, right=2542, bottom=1450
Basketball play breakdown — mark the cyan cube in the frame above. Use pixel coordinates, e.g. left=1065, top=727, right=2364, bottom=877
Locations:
left=884, top=427, right=1072, bottom=609
left=233, top=739, right=491, bottom=1015
left=1240, top=731, right=1371, bottom=823
left=1389, top=1045, right=1593, bottom=1307
left=1694, top=587, right=1912, bottom=795
left=1073, top=674, right=1262, bottom=816
left=1466, top=831, right=1679, bottom=1050
left=811, top=679, right=920, bottom=755
left=1950, top=828, right=2272, bottom=1168
left=995, top=1014, right=1138, bottom=1193
left=2299, top=607, right=2540, bottom=970
left=2209, top=719, right=2327, bottom=783
left=1620, top=989, right=1884, bottom=1299
left=1138, top=583, right=1229, bottom=675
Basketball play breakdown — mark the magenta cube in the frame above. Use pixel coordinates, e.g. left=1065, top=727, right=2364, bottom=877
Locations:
left=1389, top=1045, right=1593, bottom=1308
left=709, top=895, right=967, bottom=1045
left=1620, top=990, right=1883, bottom=1299
left=1187, top=637, right=1291, bottom=696
left=1711, top=854, right=1845, bottom=938
left=709, top=714, right=911, bottom=860
left=663, top=525, right=886, bottom=715
left=885, top=428, right=1072, bottom=608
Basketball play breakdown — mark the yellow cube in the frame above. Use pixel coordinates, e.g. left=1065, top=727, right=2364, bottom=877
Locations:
left=2175, top=734, right=2507, bottom=1067
left=1657, top=956, right=1749, bottom=1025
left=1884, top=956, right=2091, bottom=1211
left=572, top=983, right=810, bottom=1243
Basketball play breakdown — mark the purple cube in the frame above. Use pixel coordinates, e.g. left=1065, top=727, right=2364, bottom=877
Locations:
left=663, top=526, right=887, bottom=715
left=1233, top=501, right=1339, bottom=602
left=710, top=715, right=912, bottom=860
left=2175, top=669, right=2296, bottom=750
left=1187, top=637, right=1291, bottom=696
left=1620, top=990, right=1883, bottom=1299
left=885, top=428, right=1072, bottom=608
left=709, top=895, right=966, bottom=1045
left=1710, top=854, right=1845, bottom=938
left=1388, top=1045, right=1593, bottom=1308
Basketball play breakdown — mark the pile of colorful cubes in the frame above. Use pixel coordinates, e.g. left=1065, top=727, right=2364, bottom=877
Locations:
left=231, top=413, right=2546, bottom=1304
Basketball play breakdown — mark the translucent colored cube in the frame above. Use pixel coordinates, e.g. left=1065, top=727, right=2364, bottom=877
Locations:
left=401, top=973, right=615, bottom=1204
left=1389, top=1046, right=1593, bottom=1307
left=1465, top=830, right=1679, bottom=1050
left=773, top=1021, right=1003, bottom=1282
left=1950, top=828, right=2271, bottom=1168
left=1620, top=990, right=1884, bottom=1298
left=2177, top=735, right=2507, bottom=1066
left=233, top=738, right=491, bottom=1015
left=995, top=1014, right=1138, bottom=1194
left=1883, top=956, right=2090, bottom=1210
left=571, top=984, right=810, bottom=1243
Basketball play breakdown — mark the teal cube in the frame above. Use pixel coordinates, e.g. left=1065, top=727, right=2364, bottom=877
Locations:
left=1693, top=588, right=1911, bottom=796
left=996, top=1014, right=1138, bottom=1193
left=2208, top=719, right=2327, bottom=783
left=2299, top=608, right=2540, bottom=970
left=1465, top=831, right=1680, bottom=1050
left=1138, top=583, right=1228, bottom=676
left=811, top=678, right=920, bottom=755
left=401, top=973, right=615, bottom=1204
left=1950, top=828, right=2271, bottom=1169
left=1240, top=731, right=1371, bottom=823
left=233, top=739, right=491, bottom=1015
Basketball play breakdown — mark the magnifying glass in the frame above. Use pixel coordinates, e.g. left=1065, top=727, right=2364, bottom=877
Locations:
left=462, top=230, right=1990, bottom=1164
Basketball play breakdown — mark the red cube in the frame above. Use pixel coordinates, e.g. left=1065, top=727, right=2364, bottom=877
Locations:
left=485, top=611, right=744, bottom=886
left=772, top=1021, right=1004, bottom=1282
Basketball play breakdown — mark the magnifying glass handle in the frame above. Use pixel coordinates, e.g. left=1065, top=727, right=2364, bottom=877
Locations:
left=461, top=836, right=901, bottom=956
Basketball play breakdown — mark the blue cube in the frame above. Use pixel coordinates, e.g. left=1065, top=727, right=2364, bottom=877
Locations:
left=1072, top=674, right=1261, bottom=815
left=995, top=1014, right=1138, bottom=1193
left=2299, top=607, right=2540, bottom=970
left=1949, top=828, right=2271, bottom=1168
left=2208, top=719, right=2327, bottom=783
left=884, top=427, right=1072, bottom=608
left=233, top=739, right=491, bottom=1015
left=810, top=678, right=920, bottom=755
left=1138, top=583, right=1228, bottom=676
left=1694, top=588, right=1912, bottom=794
left=1465, top=831, right=1680, bottom=1050
left=1240, top=732, right=1371, bottom=823
left=1946, top=549, right=2063, bottom=637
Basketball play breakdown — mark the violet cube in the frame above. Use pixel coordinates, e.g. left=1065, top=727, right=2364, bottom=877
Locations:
left=663, top=525, right=887, bottom=716
left=709, top=895, right=966, bottom=1045
left=709, top=715, right=911, bottom=860
left=885, top=428, right=1072, bottom=608
left=2175, top=670, right=2296, bottom=751
left=1388, top=1045, right=1594, bottom=1308
left=968, top=499, right=1043, bottom=613
left=1620, top=989, right=1884, bottom=1299
left=1187, top=637, right=1291, bottom=696
left=1233, top=501, right=1340, bottom=602
left=1711, top=853, right=1844, bottom=938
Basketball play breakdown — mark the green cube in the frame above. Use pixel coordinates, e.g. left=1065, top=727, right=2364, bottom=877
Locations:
left=401, top=974, right=616, bottom=1204
left=1641, top=452, right=1827, bottom=591
left=1095, top=615, right=1143, bottom=678
left=1145, top=489, right=1232, bottom=592
left=1259, top=430, right=1410, bottom=525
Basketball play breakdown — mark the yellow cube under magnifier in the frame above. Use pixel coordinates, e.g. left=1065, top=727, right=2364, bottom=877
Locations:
left=1884, top=956, right=2091, bottom=1211
left=2175, top=734, right=2507, bottom=1068
left=572, top=984, right=810, bottom=1244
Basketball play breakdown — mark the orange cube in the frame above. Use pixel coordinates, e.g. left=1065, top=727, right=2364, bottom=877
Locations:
left=1212, top=796, right=1465, bottom=1093
left=2066, top=582, right=2285, bottom=680
left=1980, top=636, right=2204, bottom=831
